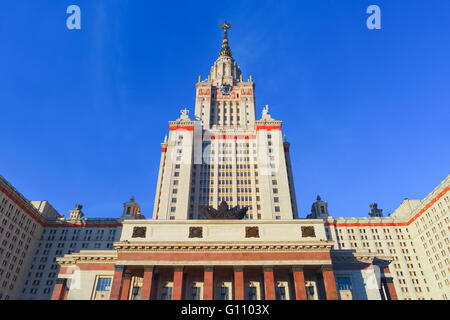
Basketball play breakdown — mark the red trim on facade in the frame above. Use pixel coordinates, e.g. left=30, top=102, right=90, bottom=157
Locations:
left=293, top=269, right=307, bottom=300
left=211, top=134, right=256, bottom=140
left=51, top=281, right=67, bottom=300
left=0, top=184, right=45, bottom=226
left=45, top=223, right=122, bottom=228
left=234, top=268, right=244, bottom=300
left=109, top=267, right=125, bottom=300
left=169, top=126, right=194, bottom=131
left=203, top=268, right=214, bottom=300
left=256, top=125, right=281, bottom=131
left=322, top=268, right=338, bottom=300
left=141, top=268, right=154, bottom=300
left=325, top=185, right=449, bottom=228
left=172, top=269, right=184, bottom=300
left=263, top=268, right=276, bottom=300
left=120, top=275, right=132, bottom=300
left=161, top=147, right=167, bottom=153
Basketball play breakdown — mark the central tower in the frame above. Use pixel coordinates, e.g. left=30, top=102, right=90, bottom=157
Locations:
left=194, top=22, right=255, bottom=130
left=153, top=24, right=298, bottom=221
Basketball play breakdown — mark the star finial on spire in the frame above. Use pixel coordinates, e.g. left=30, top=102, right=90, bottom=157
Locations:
left=219, top=22, right=232, bottom=56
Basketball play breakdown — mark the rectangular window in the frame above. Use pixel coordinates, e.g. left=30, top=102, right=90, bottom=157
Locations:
left=248, top=287, right=257, bottom=300
left=336, top=277, right=352, bottom=291
left=191, top=287, right=201, bottom=300
left=275, top=286, right=286, bottom=300
left=162, top=287, right=172, bottom=300
left=219, top=286, right=229, bottom=300
left=96, top=278, right=112, bottom=291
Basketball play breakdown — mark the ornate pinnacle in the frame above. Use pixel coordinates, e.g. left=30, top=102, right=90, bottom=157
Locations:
left=219, top=22, right=232, bottom=57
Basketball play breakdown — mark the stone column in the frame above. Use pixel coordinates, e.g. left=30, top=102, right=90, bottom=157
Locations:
left=141, top=266, right=154, bottom=300
left=233, top=266, right=244, bottom=300
left=322, top=265, right=338, bottom=300
left=172, top=266, right=184, bottom=300
left=109, top=265, right=125, bottom=300
left=119, top=273, right=132, bottom=300
left=382, top=266, right=398, bottom=300
left=51, top=278, right=67, bottom=300
left=203, top=266, right=214, bottom=300
left=263, top=266, right=276, bottom=300
left=292, top=266, right=307, bottom=300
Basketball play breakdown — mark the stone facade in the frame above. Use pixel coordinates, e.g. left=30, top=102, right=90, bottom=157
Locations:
left=152, top=26, right=296, bottom=222
left=0, top=25, right=448, bottom=301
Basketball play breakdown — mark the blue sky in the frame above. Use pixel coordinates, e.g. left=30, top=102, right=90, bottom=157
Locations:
left=0, top=1, right=448, bottom=219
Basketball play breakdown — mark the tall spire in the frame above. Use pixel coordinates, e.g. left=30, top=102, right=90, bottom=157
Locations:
left=219, top=22, right=232, bottom=57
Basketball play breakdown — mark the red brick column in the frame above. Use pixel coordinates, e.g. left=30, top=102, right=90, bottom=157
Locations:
left=172, top=266, right=184, bottom=300
left=203, top=267, right=214, bottom=300
left=234, top=267, right=244, bottom=300
left=322, top=265, right=338, bottom=300
left=141, top=266, right=154, bottom=300
left=109, top=265, right=125, bottom=300
left=383, top=266, right=398, bottom=300
left=263, top=266, right=276, bottom=300
left=51, top=278, right=67, bottom=300
left=292, top=266, right=307, bottom=300
left=119, top=273, right=132, bottom=300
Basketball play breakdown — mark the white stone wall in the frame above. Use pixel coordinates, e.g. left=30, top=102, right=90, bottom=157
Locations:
left=120, top=219, right=327, bottom=243
left=20, top=222, right=121, bottom=300
left=327, top=175, right=449, bottom=300
left=0, top=176, right=45, bottom=300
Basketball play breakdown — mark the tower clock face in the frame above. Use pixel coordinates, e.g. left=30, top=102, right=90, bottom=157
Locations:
left=220, top=84, right=232, bottom=95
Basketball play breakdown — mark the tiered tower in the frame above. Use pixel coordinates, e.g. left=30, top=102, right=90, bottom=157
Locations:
left=153, top=23, right=298, bottom=220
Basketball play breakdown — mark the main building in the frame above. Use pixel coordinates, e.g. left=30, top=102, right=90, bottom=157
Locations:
left=0, top=24, right=448, bottom=300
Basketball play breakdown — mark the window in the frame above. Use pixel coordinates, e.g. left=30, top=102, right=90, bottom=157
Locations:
left=337, top=277, right=352, bottom=291
left=276, top=286, right=286, bottom=300
left=248, top=287, right=257, bottom=300
left=131, top=286, right=141, bottom=300
left=96, top=278, right=112, bottom=291
left=161, top=286, right=172, bottom=300
left=219, top=286, right=229, bottom=300
left=191, top=287, right=201, bottom=300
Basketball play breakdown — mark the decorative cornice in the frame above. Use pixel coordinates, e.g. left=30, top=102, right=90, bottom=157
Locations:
left=211, top=134, right=256, bottom=140
left=326, top=184, right=449, bottom=228
left=169, top=125, right=195, bottom=131
left=113, top=241, right=334, bottom=252
left=331, top=250, right=394, bottom=264
left=57, top=251, right=118, bottom=266
left=256, top=124, right=282, bottom=131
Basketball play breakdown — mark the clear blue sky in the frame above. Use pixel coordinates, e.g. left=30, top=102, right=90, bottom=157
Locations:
left=0, top=1, right=449, bottom=219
